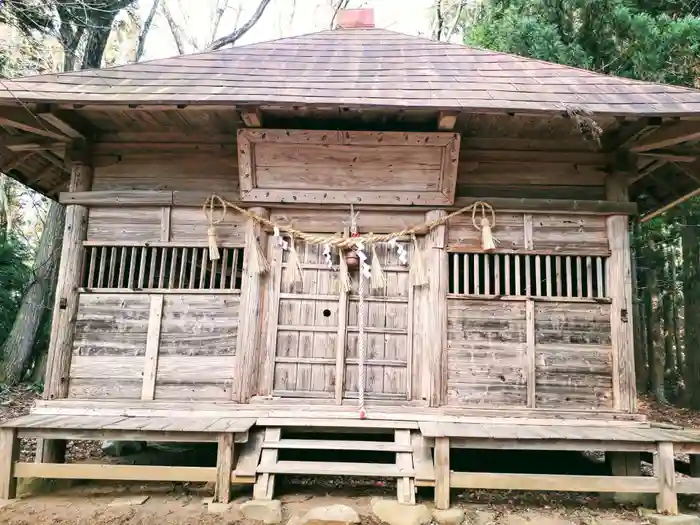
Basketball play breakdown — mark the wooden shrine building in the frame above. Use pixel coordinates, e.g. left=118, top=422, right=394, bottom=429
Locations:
left=3, top=7, right=700, bottom=514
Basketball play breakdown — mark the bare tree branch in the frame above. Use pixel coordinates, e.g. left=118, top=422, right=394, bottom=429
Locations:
left=443, top=0, right=467, bottom=42
left=162, top=2, right=186, bottom=55
left=433, top=0, right=445, bottom=41
left=136, top=0, right=161, bottom=61
left=208, top=0, right=273, bottom=51
left=209, top=0, right=232, bottom=46
left=330, top=0, right=351, bottom=30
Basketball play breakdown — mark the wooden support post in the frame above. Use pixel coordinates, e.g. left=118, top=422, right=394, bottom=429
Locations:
left=655, top=442, right=678, bottom=515
left=605, top=172, right=636, bottom=413
left=426, top=210, right=448, bottom=407
left=609, top=452, right=645, bottom=505
left=214, top=433, right=235, bottom=504
left=395, top=430, right=415, bottom=504
left=0, top=428, right=18, bottom=500
left=434, top=436, right=450, bottom=509
left=39, top=150, right=93, bottom=464
left=233, top=207, right=269, bottom=403
left=335, top=227, right=350, bottom=404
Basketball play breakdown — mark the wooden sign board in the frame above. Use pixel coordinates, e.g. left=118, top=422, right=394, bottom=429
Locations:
left=237, top=129, right=460, bottom=205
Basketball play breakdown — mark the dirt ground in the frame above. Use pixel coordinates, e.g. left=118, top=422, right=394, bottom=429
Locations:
left=1, top=386, right=699, bottom=524
left=0, top=481, right=668, bottom=525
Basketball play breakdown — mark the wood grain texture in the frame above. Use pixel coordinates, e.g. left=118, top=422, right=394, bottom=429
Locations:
left=238, top=129, right=459, bottom=205
left=45, top=162, right=93, bottom=402
left=447, top=300, right=527, bottom=407
left=141, top=295, right=164, bottom=400
left=233, top=207, right=268, bottom=402
left=87, top=207, right=162, bottom=243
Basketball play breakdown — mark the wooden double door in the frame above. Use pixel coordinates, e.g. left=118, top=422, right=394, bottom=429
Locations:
left=265, top=239, right=412, bottom=401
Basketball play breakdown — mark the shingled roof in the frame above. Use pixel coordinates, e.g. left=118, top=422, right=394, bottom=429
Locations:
left=2, top=27, right=700, bottom=115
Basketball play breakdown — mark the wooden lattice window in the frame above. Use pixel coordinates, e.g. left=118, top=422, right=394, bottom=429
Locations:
left=81, top=246, right=245, bottom=291
left=448, top=253, right=608, bottom=299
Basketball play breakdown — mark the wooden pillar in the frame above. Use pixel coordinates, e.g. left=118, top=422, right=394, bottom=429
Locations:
left=426, top=210, right=448, bottom=407
left=0, top=428, right=18, bottom=500
left=609, top=452, right=645, bottom=505
left=233, top=207, right=269, bottom=403
left=605, top=173, right=636, bottom=413
left=214, top=433, right=235, bottom=504
left=655, top=442, right=678, bottom=515
left=38, top=152, right=93, bottom=463
left=434, top=436, right=450, bottom=509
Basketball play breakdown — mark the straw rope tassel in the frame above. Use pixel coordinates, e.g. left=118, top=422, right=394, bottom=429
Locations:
left=370, top=243, right=385, bottom=291
left=409, top=234, right=428, bottom=287
left=249, top=232, right=270, bottom=275
left=358, top=270, right=366, bottom=419
left=473, top=201, right=497, bottom=251
left=204, top=196, right=226, bottom=261
left=284, top=234, right=304, bottom=290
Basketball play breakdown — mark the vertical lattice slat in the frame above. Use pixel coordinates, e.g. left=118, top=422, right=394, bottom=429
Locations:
left=158, top=247, right=167, bottom=289
left=566, top=256, right=573, bottom=298
left=178, top=247, right=188, bottom=288
left=586, top=256, right=593, bottom=298
left=463, top=252, right=469, bottom=295
left=596, top=256, right=604, bottom=298
left=148, top=247, right=157, bottom=288
left=514, top=255, right=521, bottom=296
left=118, top=246, right=127, bottom=288
left=534, top=255, right=542, bottom=297
left=473, top=253, right=480, bottom=295
left=525, top=255, right=531, bottom=296
left=545, top=255, right=552, bottom=297
left=555, top=256, right=562, bottom=297
left=189, top=247, right=198, bottom=289
left=504, top=254, right=511, bottom=296
left=493, top=254, right=500, bottom=295
left=107, top=247, right=117, bottom=288
left=231, top=248, right=240, bottom=290
left=137, top=246, right=147, bottom=289
left=128, top=247, right=137, bottom=289
left=219, top=248, right=228, bottom=290
left=97, top=246, right=107, bottom=288
left=576, top=256, right=583, bottom=298
left=87, top=246, right=96, bottom=288
left=484, top=254, right=491, bottom=295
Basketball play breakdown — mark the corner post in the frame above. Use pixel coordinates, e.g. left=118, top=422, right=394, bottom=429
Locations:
left=425, top=210, right=448, bottom=407
left=605, top=172, right=636, bottom=413
left=38, top=143, right=93, bottom=463
left=233, top=206, right=269, bottom=403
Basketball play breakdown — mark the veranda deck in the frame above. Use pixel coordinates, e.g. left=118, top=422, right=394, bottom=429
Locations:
left=2, top=399, right=700, bottom=514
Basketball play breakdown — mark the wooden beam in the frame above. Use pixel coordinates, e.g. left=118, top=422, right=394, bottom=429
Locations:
left=602, top=117, right=661, bottom=151
left=639, top=152, right=696, bottom=163
left=37, top=151, right=67, bottom=171
left=2, top=135, right=61, bottom=152
left=241, top=107, right=262, bottom=127
left=630, top=120, right=700, bottom=153
left=1, top=152, right=33, bottom=172
left=437, top=111, right=458, bottom=131
left=59, top=190, right=173, bottom=206
left=38, top=112, right=84, bottom=139
left=450, top=472, right=658, bottom=492
left=0, top=107, right=69, bottom=141
left=641, top=187, right=700, bottom=223
left=630, top=159, right=667, bottom=184
left=14, top=462, right=218, bottom=482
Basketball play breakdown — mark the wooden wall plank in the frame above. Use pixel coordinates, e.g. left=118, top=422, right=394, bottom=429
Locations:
left=92, top=153, right=239, bottom=193
left=170, top=207, right=245, bottom=245
left=446, top=300, right=527, bottom=407
left=87, top=207, right=162, bottom=243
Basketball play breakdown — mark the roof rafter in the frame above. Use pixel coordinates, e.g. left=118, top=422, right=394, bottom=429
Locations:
left=630, top=120, right=700, bottom=153
left=0, top=107, right=70, bottom=141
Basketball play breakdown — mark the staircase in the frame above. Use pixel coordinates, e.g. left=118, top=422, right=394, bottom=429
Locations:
left=246, top=420, right=436, bottom=503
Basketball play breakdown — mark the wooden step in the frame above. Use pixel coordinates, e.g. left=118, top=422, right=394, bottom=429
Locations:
left=256, top=417, right=418, bottom=429
left=262, top=439, right=411, bottom=452
left=258, top=461, right=414, bottom=477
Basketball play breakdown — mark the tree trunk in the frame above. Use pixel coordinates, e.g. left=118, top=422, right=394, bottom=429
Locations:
left=670, top=252, right=683, bottom=373
left=1, top=202, right=65, bottom=384
left=647, top=264, right=667, bottom=404
left=631, top=227, right=648, bottom=392
left=683, top=211, right=700, bottom=408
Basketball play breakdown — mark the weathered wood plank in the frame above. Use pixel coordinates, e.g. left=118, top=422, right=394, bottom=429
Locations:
left=141, top=295, right=164, bottom=400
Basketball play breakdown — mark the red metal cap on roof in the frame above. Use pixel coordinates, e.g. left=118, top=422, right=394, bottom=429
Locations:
left=335, top=8, right=375, bottom=29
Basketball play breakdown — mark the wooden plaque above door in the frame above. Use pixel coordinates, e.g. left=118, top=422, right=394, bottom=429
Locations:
left=237, top=129, right=460, bottom=205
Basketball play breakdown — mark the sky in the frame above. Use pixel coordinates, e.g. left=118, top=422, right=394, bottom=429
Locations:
left=138, top=0, right=439, bottom=60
